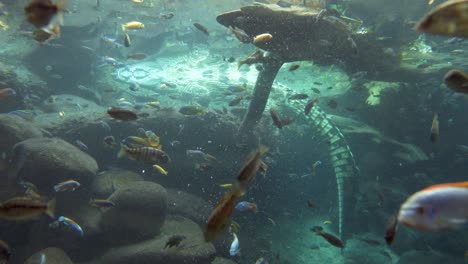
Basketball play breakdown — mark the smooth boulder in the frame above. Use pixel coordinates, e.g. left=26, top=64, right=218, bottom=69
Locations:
left=24, top=247, right=74, bottom=264
left=94, top=215, right=216, bottom=264
left=0, top=114, right=43, bottom=153
left=9, top=137, right=98, bottom=191
left=99, top=181, right=167, bottom=244
left=90, top=169, right=144, bottom=198
left=167, top=188, right=213, bottom=225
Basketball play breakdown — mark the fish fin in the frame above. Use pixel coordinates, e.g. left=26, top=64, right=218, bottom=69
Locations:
left=55, top=0, right=68, bottom=26
left=423, top=181, right=468, bottom=191
left=46, top=198, right=56, bottom=218
left=117, top=145, right=127, bottom=158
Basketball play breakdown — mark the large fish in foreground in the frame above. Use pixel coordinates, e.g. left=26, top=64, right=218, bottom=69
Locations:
left=0, top=196, right=55, bottom=221
left=416, top=0, right=468, bottom=37
left=398, top=182, right=468, bottom=231
left=204, top=186, right=242, bottom=242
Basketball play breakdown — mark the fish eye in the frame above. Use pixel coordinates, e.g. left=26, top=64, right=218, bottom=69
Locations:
left=416, top=207, right=425, bottom=215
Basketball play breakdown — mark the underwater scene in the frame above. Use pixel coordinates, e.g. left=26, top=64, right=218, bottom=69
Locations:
left=0, top=0, right=467, bottom=263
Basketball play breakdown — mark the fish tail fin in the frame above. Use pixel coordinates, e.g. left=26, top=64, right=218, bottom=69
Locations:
left=117, top=144, right=127, bottom=158
left=46, top=198, right=56, bottom=218
left=258, top=144, right=268, bottom=156
left=121, top=25, right=126, bottom=32
left=55, top=0, right=68, bottom=26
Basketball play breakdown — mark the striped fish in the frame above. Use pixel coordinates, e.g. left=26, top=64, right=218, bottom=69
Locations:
left=118, top=144, right=170, bottom=164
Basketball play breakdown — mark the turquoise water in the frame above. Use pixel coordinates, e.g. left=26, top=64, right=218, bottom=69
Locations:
left=0, top=0, right=467, bottom=263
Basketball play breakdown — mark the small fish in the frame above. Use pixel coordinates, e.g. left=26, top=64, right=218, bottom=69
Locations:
left=118, top=145, right=171, bottom=164
left=327, top=99, right=338, bottom=109
left=205, top=186, right=242, bottom=241
left=193, top=23, right=209, bottom=35
left=170, top=140, right=180, bottom=147
left=24, top=0, right=66, bottom=28
left=228, top=26, right=251, bottom=43
left=127, top=53, right=147, bottom=60
left=444, top=69, right=468, bottom=93
left=103, top=136, right=117, bottom=148
left=270, top=108, right=283, bottom=128
left=311, top=87, right=321, bottom=94
left=348, top=36, right=358, bottom=55
left=153, top=164, right=168, bottom=175
left=289, top=64, right=300, bottom=71
left=269, top=108, right=294, bottom=129
left=57, top=216, right=84, bottom=236
left=129, top=82, right=139, bottom=91
left=107, top=107, right=138, bottom=121
left=0, top=196, right=55, bottom=221
left=229, top=96, right=244, bottom=106
left=356, top=237, right=381, bottom=246
left=122, top=21, right=144, bottom=31
left=307, top=200, right=316, bottom=208
left=288, top=94, right=308, bottom=100
left=186, top=150, right=217, bottom=162
left=8, top=110, right=36, bottom=122
left=323, top=220, right=332, bottom=225
left=237, top=145, right=268, bottom=190
left=255, top=257, right=268, bottom=264
left=0, top=240, right=10, bottom=263
left=238, top=50, right=264, bottom=69
left=430, top=113, right=439, bottom=143
left=235, top=201, right=258, bottom=213
left=0, top=88, right=16, bottom=99
left=230, top=233, right=240, bottom=256
left=310, top=226, right=344, bottom=248
left=195, top=163, right=213, bottom=171
left=219, top=183, right=233, bottom=188
left=160, top=12, right=174, bottom=19
left=253, top=33, right=273, bottom=45
left=0, top=20, right=9, bottom=30
left=313, top=82, right=323, bottom=85
left=165, top=235, right=186, bottom=248
left=53, top=180, right=80, bottom=192
left=384, top=214, right=398, bottom=245
left=123, top=32, right=131, bottom=47
left=416, top=0, right=468, bottom=37
left=304, top=97, right=319, bottom=115
left=179, top=105, right=206, bottom=116
left=75, top=140, right=88, bottom=151
left=90, top=198, right=115, bottom=208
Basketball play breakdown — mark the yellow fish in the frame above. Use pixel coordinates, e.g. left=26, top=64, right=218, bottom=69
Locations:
left=132, top=0, right=144, bottom=3
left=323, top=220, right=332, bottom=225
left=153, top=164, right=168, bottom=175
left=0, top=20, right=9, bottom=30
left=122, top=21, right=144, bottom=31
left=219, top=183, right=233, bottom=188
left=428, top=0, right=435, bottom=5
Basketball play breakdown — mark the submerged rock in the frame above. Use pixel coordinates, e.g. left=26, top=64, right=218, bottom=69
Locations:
left=99, top=181, right=167, bottom=244
left=0, top=114, right=43, bottom=153
left=212, top=257, right=238, bottom=264
left=167, top=188, right=213, bottom=225
left=24, top=247, right=74, bottom=264
left=9, top=137, right=98, bottom=191
left=90, top=169, right=144, bottom=198
left=397, top=250, right=459, bottom=264
left=93, top=215, right=216, bottom=264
